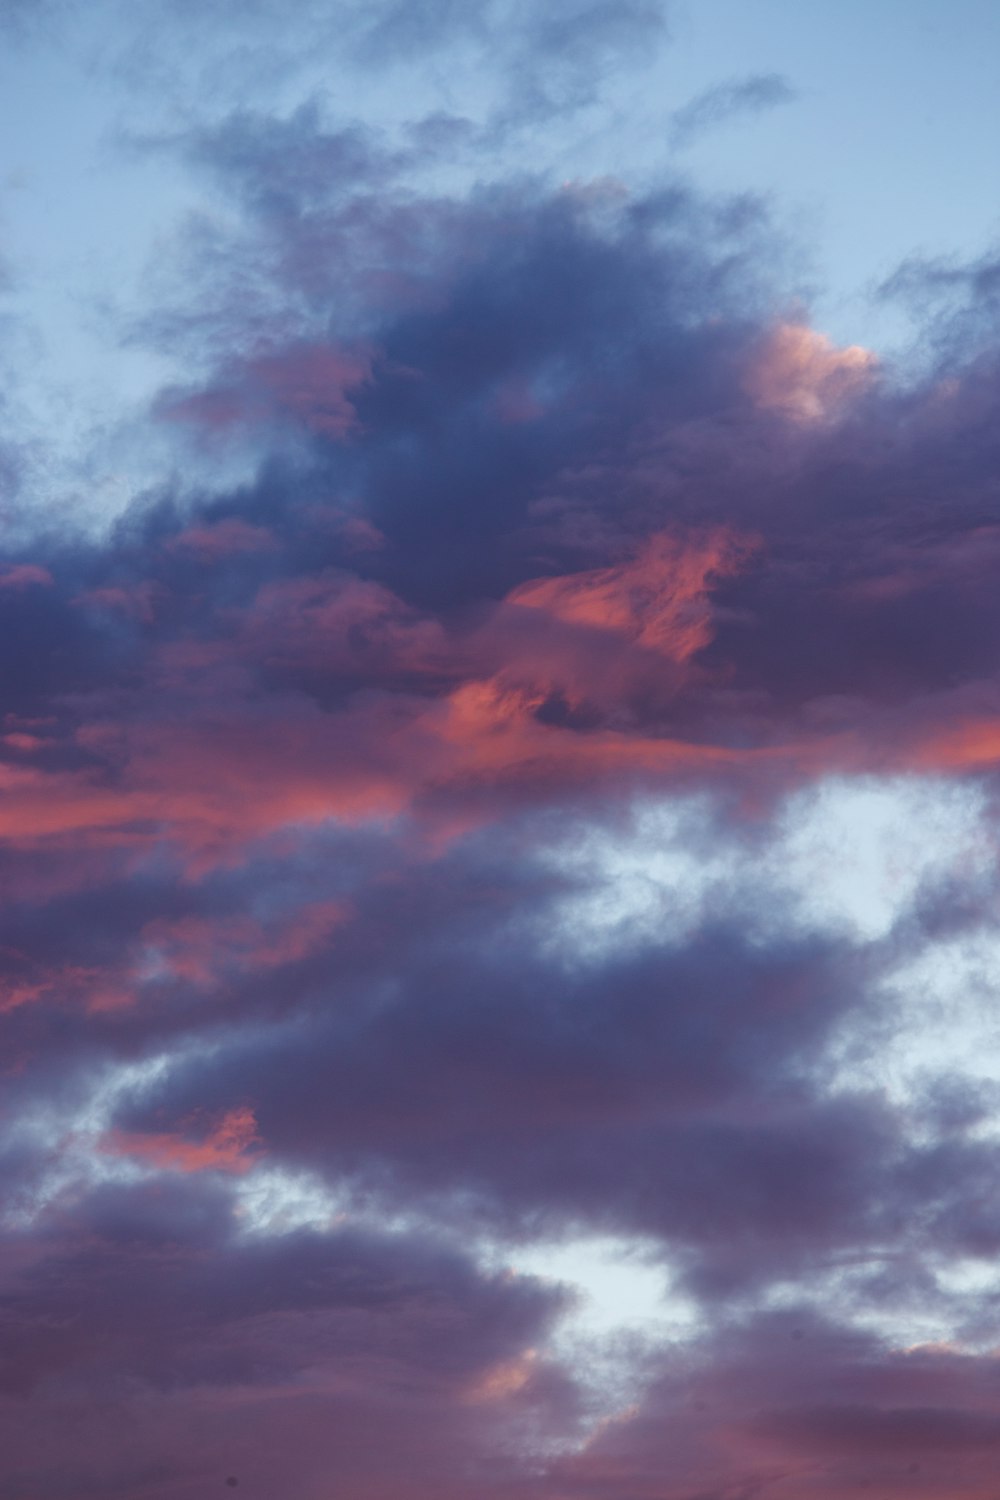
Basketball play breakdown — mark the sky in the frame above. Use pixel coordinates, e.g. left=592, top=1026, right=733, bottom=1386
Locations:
left=2, top=2, right=1000, bottom=1496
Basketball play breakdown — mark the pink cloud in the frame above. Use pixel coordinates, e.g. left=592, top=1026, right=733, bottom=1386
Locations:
left=168, top=518, right=278, bottom=560
left=161, top=341, right=374, bottom=440
left=745, top=321, right=877, bottom=422
left=74, top=581, right=163, bottom=622
left=103, top=1105, right=263, bottom=1175
left=138, top=900, right=348, bottom=986
left=0, top=564, right=53, bottom=590
left=508, top=528, right=754, bottom=663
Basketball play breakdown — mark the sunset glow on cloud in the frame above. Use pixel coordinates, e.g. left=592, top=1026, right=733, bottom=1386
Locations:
left=2, top=3, right=1000, bottom=1497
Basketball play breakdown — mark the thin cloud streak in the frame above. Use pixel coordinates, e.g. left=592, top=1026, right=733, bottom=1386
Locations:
left=670, top=71, right=798, bottom=147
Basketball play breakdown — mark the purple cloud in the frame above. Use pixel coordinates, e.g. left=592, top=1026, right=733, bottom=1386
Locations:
left=3, top=28, right=1000, bottom=1499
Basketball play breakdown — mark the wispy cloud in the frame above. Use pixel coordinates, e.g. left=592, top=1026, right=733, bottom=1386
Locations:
left=670, top=71, right=797, bottom=146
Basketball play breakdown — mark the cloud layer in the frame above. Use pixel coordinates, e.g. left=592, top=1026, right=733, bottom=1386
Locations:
left=3, top=7, right=1000, bottom=1497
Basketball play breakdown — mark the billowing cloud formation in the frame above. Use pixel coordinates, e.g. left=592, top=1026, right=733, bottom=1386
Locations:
left=4, top=13, right=1000, bottom=1500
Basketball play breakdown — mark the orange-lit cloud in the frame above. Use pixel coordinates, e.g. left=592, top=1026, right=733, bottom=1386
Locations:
left=464, top=1349, right=538, bottom=1403
left=911, top=717, right=1000, bottom=771
left=104, top=1105, right=262, bottom=1175
left=508, top=529, right=752, bottom=663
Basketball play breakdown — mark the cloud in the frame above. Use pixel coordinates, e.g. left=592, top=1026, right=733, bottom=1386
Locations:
left=0, top=563, right=54, bottom=590
left=353, top=0, right=670, bottom=117
left=159, top=341, right=375, bottom=441
left=550, top=1311, right=1000, bottom=1499
left=5, top=36, right=1000, bottom=1500
left=0, top=1181, right=575, bottom=1497
left=93, top=0, right=671, bottom=148
left=0, top=0, right=63, bottom=39
left=744, top=320, right=878, bottom=421
left=670, top=71, right=798, bottom=147
left=879, top=244, right=1000, bottom=364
